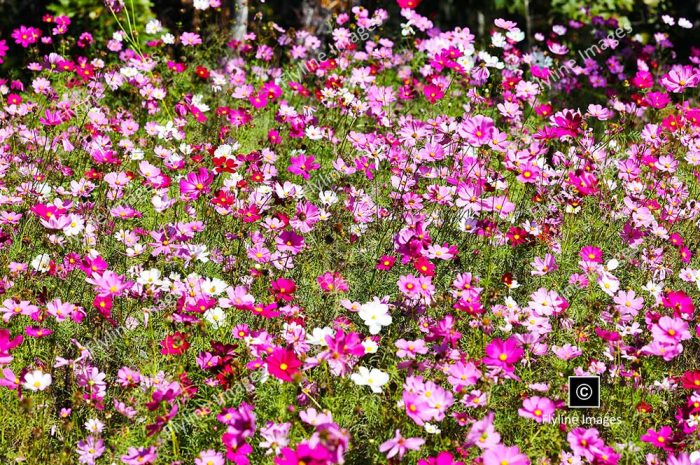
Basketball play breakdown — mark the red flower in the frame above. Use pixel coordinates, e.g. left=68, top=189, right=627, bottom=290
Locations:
left=636, top=401, right=653, bottom=413
left=160, top=332, right=190, bottom=355
left=414, top=257, right=435, bottom=276
left=195, top=66, right=210, bottom=79
left=266, top=347, right=301, bottom=382
left=506, top=227, right=529, bottom=246
left=682, top=371, right=700, bottom=390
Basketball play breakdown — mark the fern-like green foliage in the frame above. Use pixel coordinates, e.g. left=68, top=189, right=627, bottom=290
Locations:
left=47, top=0, right=156, bottom=44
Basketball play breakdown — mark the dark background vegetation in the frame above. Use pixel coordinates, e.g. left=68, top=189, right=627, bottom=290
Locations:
left=0, top=0, right=698, bottom=61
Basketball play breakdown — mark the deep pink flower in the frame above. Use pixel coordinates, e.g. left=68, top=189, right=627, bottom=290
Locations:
left=663, top=291, right=695, bottom=318
left=12, top=26, right=41, bottom=47
left=580, top=245, right=603, bottom=263
left=288, top=153, right=320, bottom=180
left=275, top=444, right=330, bottom=465
left=270, top=278, right=297, bottom=302
left=180, top=168, right=214, bottom=200
left=266, top=347, right=301, bottom=382
left=376, top=256, right=396, bottom=271
left=641, top=426, right=674, bottom=450
left=423, top=84, right=444, bottom=103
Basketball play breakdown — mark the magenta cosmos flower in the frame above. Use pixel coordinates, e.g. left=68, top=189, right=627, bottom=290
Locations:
left=288, top=153, right=320, bottom=180
left=483, top=337, right=523, bottom=370
left=12, top=26, right=41, bottom=47
left=179, top=167, right=214, bottom=200
left=641, top=426, right=674, bottom=450
left=266, top=347, right=302, bottom=382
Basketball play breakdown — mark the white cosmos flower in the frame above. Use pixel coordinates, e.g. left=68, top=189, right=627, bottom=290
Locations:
left=690, top=450, right=700, bottom=464
left=424, top=423, right=441, bottom=434
left=350, top=367, right=389, bottom=393
left=605, top=259, right=619, bottom=271
left=358, top=299, right=391, bottom=335
left=202, top=278, right=228, bottom=296
left=204, top=307, right=226, bottom=328
left=145, top=19, right=162, bottom=34
left=306, top=327, right=334, bottom=346
left=319, top=191, right=338, bottom=206
left=63, top=214, right=85, bottom=236
left=137, top=268, right=162, bottom=286
left=678, top=18, right=693, bottom=29
left=362, top=338, right=378, bottom=354
left=24, top=370, right=52, bottom=391
left=31, top=254, right=51, bottom=272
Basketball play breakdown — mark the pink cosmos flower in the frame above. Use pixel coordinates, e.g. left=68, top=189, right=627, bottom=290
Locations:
left=465, top=411, right=501, bottom=449
left=180, top=32, right=202, bottom=46
left=651, top=316, right=691, bottom=344
left=567, top=427, right=605, bottom=461
left=317, top=272, right=349, bottom=293
left=518, top=396, right=556, bottom=423
left=568, top=170, right=599, bottom=196
left=270, top=278, right=297, bottom=302
left=376, top=255, right=396, bottom=270
left=195, top=450, right=225, bottom=465
left=0, top=40, right=8, bottom=63
left=481, top=445, right=529, bottom=465
left=275, top=444, right=331, bottom=465
left=418, top=451, right=464, bottom=465
left=580, top=245, right=603, bottom=263
left=86, top=270, right=132, bottom=297
left=446, top=361, right=481, bottom=389
left=1, top=299, right=39, bottom=323
left=459, top=115, right=495, bottom=147
left=530, top=254, right=558, bottom=276
left=0, top=368, right=20, bottom=390
left=423, top=84, right=444, bottom=103
left=379, top=429, right=424, bottom=459
left=121, top=446, right=157, bottom=465
left=0, top=329, right=23, bottom=364
left=395, top=339, right=428, bottom=359
left=39, top=109, right=62, bottom=126
left=663, top=290, right=695, bottom=317
left=661, top=65, right=699, bottom=93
